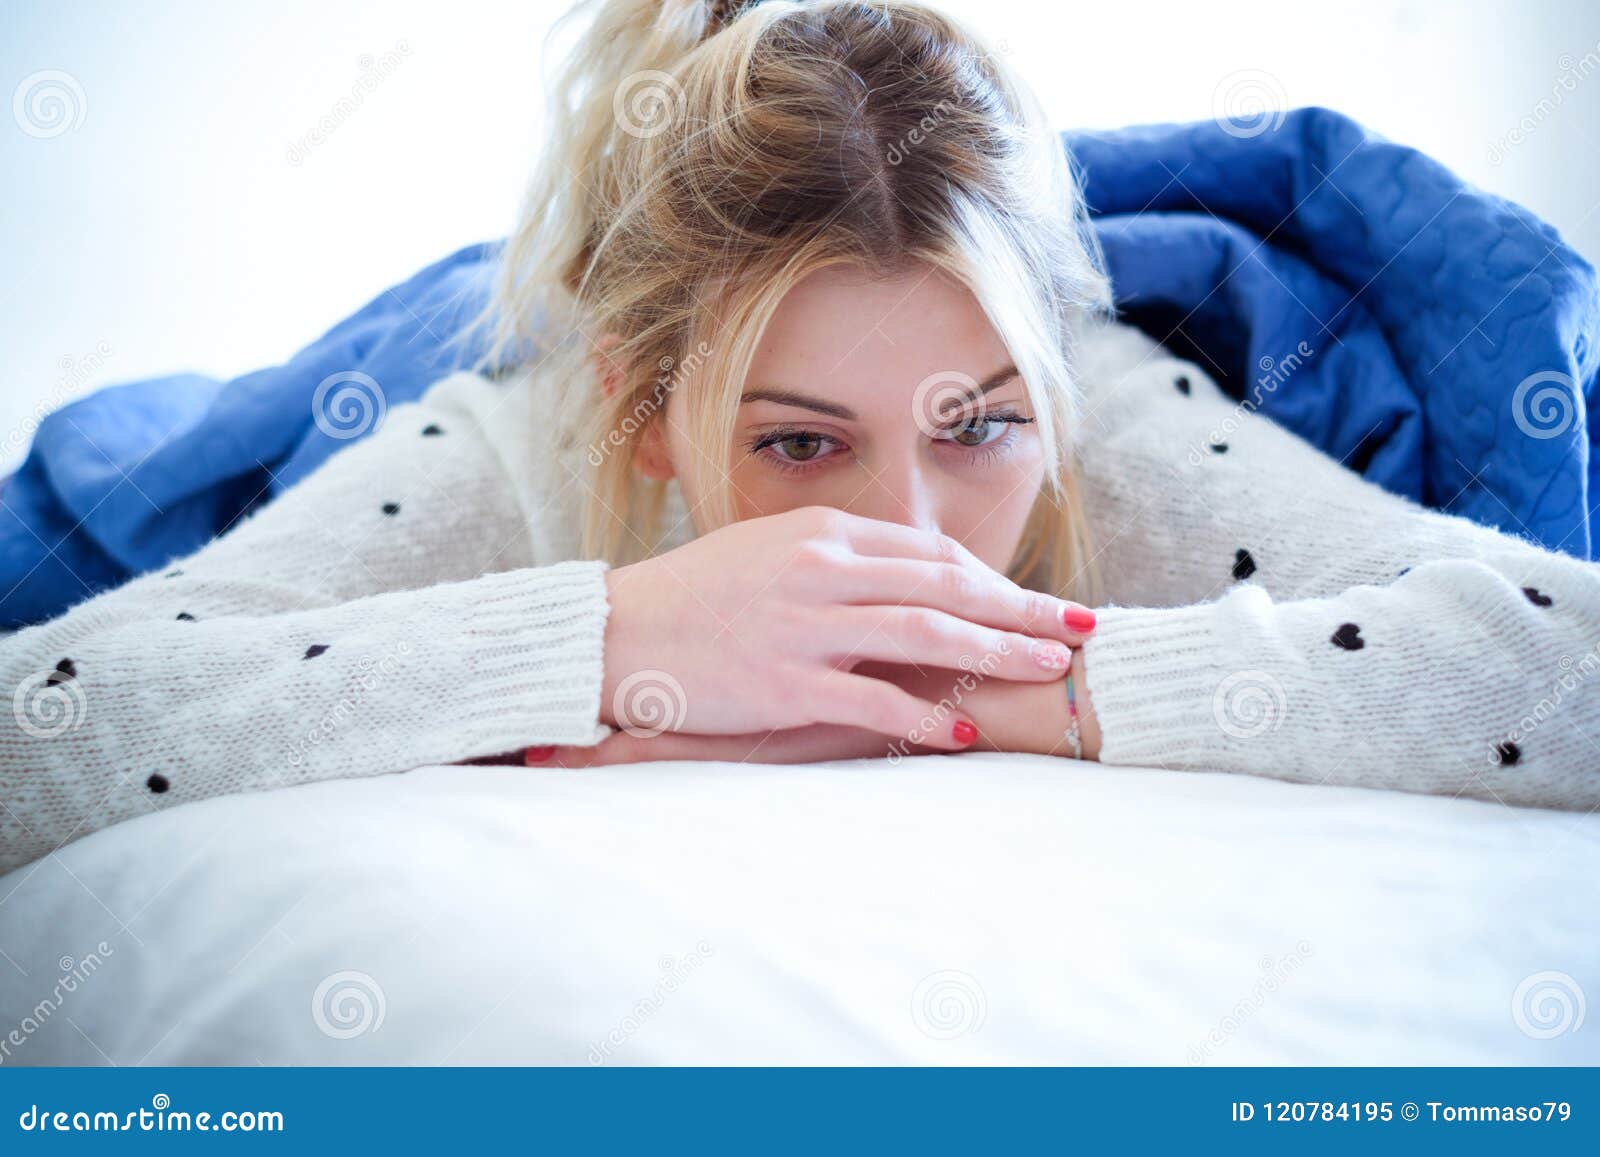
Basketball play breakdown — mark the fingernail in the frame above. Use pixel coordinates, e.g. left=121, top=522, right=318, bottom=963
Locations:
left=1031, top=641, right=1071, bottom=670
left=952, top=720, right=979, bottom=746
left=1062, top=605, right=1097, bottom=633
left=524, top=745, right=557, bottom=765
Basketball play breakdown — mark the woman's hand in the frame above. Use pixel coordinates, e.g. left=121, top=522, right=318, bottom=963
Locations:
left=597, top=505, right=1097, bottom=752
left=544, top=643, right=1102, bottom=767
left=529, top=723, right=937, bottom=768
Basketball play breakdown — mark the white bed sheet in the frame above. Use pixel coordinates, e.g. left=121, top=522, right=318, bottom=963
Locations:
left=1, top=754, right=1595, bottom=1065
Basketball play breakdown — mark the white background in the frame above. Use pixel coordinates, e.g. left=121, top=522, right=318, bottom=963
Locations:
left=3, top=0, right=1598, bottom=469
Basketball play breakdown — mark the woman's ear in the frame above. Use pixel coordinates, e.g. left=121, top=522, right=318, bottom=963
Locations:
left=590, top=333, right=624, bottom=398
left=633, top=418, right=676, bottom=482
left=589, top=332, right=675, bottom=481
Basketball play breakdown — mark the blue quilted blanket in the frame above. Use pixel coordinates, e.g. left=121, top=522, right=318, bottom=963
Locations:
left=2, top=107, right=1595, bottom=629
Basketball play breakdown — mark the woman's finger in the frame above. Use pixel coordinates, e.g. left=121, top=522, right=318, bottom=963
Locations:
left=828, top=605, right=1072, bottom=681
left=809, top=669, right=979, bottom=751
left=528, top=724, right=923, bottom=767
left=819, top=507, right=984, bottom=567
left=801, top=507, right=1096, bottom=642
left=532, top=730, right=785, bottom=768
left=830, top=557, right=1096, bottom=644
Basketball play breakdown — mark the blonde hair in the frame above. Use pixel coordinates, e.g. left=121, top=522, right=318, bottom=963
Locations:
left=485, top=0, right=1112, bottom=601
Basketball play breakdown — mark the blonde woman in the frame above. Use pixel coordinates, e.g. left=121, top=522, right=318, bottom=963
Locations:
left=2, top=0, right=1596, bottom=874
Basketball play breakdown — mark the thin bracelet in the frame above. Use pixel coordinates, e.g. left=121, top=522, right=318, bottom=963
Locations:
left=1062, top=670, right=1082, bottom=759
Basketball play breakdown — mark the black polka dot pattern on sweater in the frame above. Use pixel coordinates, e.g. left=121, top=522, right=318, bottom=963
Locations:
left=1231, top=548, right=1256, bottom=581
left=1174, top=374, right=1191, bottom=396
left=1209, top=441, right=1229, bottom=454
left=146, top=773, right=170, bottom=794
left=303, top=644, right=330, bottom=660
left=1495, top=741, right=1521, bottom=767
left=175, top=612, right=196, bottom=622
left=421, top=423, right=444, bottom=436
left=1522, top=587, right=1553, bottom=607
left=47, top=658, right=76, bottom=685
left=382, top=502, right=401, bottom=516
left=1331, top=623, right=1365, bottom=651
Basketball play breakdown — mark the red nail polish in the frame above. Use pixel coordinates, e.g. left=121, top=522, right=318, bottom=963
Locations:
left=1062, top=606, right=1097, bottom=633
left=524, top=745, right=557, bottom=765
left=952, top=720, right=978, bottom=746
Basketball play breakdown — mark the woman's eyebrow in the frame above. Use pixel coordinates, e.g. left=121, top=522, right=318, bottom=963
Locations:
left=740, top=363, right=1019, bottom=421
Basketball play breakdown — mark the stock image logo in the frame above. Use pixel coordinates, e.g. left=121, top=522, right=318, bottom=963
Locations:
left=1510, top=370, right=1579, bottom=441
left=911, top=369, right=985, bottom=438
left=1511, top=970, right=1586, bottom=1040
left=13, top=665, right=88, bottom=739
left=312, top=370, right=387, bottom=441
left=13, top=69, right=86, bottom=139
left=311, top=970, right=387, bottom=1040
left=612, top=669, right=689, bottom=738
left=1211, top=670, right=1286, bottom=740
left=613, top=70, right=684, bottom=139
left=1211, top=69, right=1286, bottom=139
left=910, top=970, right=987, bottom=1041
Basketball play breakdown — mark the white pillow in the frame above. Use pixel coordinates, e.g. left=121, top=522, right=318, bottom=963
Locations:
left=1, top=754, right=1593, bottom=1065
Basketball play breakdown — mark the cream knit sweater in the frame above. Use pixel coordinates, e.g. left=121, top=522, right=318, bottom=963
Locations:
left=2, top=320, right=1597, bottom=872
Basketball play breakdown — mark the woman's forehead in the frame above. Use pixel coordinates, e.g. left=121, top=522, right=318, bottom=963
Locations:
left=744, top=265, right=1011, bottom=407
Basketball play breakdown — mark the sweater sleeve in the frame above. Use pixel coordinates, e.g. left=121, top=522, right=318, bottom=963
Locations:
left=1071, top=321, right=1600, bottom=810
left=0, top=371, right=612, bottom=873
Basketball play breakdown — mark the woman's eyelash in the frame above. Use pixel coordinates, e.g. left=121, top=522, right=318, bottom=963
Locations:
left=742, top=409, right=1036, bottom=476
left=744, top=409, right=1035, bottom=454
left=941, top=412, right=1035, bottom=432
left=744, top=424, right=827, bottom=455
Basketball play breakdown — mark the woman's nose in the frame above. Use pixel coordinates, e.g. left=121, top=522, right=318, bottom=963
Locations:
left=845, top=460, right=942, bottom=535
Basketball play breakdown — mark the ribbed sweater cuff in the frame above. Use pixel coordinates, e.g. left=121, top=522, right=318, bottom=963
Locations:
left=451, top=559, right=614, bottom=751
left=1081, top=600, right=1241, bottom=771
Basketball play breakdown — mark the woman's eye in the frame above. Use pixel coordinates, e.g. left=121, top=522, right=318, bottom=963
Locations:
left=942, top=418, right=1005, bottom=447
left=770, top=433, right=829, bottom=462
